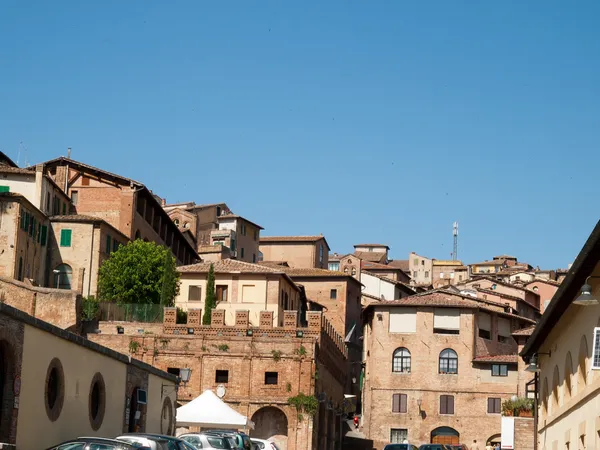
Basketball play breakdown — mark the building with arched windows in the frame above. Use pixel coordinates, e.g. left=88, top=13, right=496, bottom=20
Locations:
left=521, top=219, right=600, bottom=450
left=362, top=289, right=535, bottom=449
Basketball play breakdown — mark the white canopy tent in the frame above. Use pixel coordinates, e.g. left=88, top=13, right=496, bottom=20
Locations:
left=176, top=389, right=255, bottom=430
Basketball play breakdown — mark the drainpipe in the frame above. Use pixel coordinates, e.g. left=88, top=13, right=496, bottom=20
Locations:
left=88, top=225, right=95, bottom=297
left=533, top=372, right=538, bottom=450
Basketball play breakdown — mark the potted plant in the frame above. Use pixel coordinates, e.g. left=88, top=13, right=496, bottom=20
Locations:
left=502, top=397, right=534, bottom=417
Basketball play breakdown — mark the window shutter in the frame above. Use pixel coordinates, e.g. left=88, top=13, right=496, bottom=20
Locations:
left=392, top=394, right=400, bottom=412
left=106, top=235, right=111, bottom=253
left=487, top=398, right=493, bottom=413
left=60, top=229, right=72, bottom=247
left=440, top=396, right=446, bottom=414
left=400, top=394, right=407, bottom=413
left=0, top=186, right=9, bottom=193
left=449, top=395, right=454, bottom=414
left=41, top=226, right=48, bottom=246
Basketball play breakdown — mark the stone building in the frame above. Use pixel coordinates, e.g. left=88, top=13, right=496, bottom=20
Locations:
left=260, top=236, right=330, bottom=269
left=353, top=244, right=390, bottom=264
left=88, top=308, right=349, bottom=450
left=522, top=279, right=560, bottom=314
left=0, top=192, right=49, bottom=286
left=361, top=290, right=536, bottom=449
left=174, top=259, right=302, bottom=328
left=48, top=215, right=130, bottom=297
left=521, top=219, right=600, bottom=450
left=408, top=252, right=433, bottom=286
left=163, top=202, right=231, bottom=248
left=431, top=260, right=469, bottom=287
left=0, top=302, right=177, bottom=450
left=35, top=157, right=198, bottom=265
left=213, top=214, right=264, bottom=264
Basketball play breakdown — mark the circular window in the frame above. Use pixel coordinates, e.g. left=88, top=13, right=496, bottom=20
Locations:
left=45, top=358, right=65, bottom=421
left=173, top=218, right=180, bottom=226
left=160, top=397, right=174, bottom=435
left=533, top=286, right=539, bottom=292
left=89, top=372, right=106, bottom=430
left=183, top=222, right=190, bottom=229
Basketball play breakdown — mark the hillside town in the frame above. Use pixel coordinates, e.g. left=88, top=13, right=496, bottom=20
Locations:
left=1, top=150, right=598, bottom=450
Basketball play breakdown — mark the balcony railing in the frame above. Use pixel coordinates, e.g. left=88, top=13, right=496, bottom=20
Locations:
left=98, top=302, right=164, bottom=323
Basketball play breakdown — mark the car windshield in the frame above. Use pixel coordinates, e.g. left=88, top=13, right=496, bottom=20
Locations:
left=207, top=437, right=230, bottom=449
left=385, top=446, right=409, bottom=450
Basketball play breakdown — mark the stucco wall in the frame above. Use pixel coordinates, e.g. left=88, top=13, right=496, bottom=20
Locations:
left=260, top=241, right=328, bottom=269
left=362, top=272, right=397, bottom=300
left=536, top=270, right=600, bottom=450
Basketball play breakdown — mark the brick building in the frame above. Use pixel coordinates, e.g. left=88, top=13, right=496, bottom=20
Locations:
left=361, top=290, right=536, bottom=449
left=163, top=202, right=231, bottom=248
left=35, top=157, right=198, bottom=265
left=260, top=236, right=330, bottom=269
left=88, top=308, right=349, bottom=450
left=213, top=214, right=264, bottom=263
left=353, top=245, right=390, bottom=265
left=431, top=260, right=469, bottom=287
left=174, top=259, right=302, bottom=328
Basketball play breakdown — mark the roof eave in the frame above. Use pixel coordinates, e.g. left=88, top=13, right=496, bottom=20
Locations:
left=521, top=219, right=600, bottom=358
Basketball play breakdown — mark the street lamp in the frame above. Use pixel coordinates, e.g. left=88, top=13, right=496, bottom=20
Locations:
left=162, top=368, right=191, bottom=399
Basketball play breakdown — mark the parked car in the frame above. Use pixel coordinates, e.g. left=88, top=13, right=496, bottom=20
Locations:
left=250, top=438, right=279, bottom=450
left=384, top=444, right=419, bottom=450
left=116, top=433, right=197, bottom=450
left=418, top=445, right=454, bottom=450
left=46, top=437, right=150, bottom=450
left=203, top=430, right=252, bottom=450
left=178, top=433, right=234, bottom=450
left=449, top=445, right=468, bottom=450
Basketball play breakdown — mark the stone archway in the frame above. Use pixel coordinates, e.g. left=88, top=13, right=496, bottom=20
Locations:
left=487, top=434, right=501, bottom=446
left=431, top=426, right=459, bottom=445
left=0, top=340, right=16, bottom=444
left=251, top=407, right=289, bottom=450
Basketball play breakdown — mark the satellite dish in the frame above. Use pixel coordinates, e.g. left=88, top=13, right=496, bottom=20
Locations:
left=216, top=384, right=226, bottom=398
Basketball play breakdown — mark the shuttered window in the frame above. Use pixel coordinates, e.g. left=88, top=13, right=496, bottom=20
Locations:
left=389, top=308, right=417, bottom=333
left=478, top=312, right=492, bottom=339
left=0, top=186, right=9, bottom=192
left=392, top=394, right=407, bottom=413
left=106, top=235, right=111, bottom=253
left=40, top=226, right=48, bottom=246
left=487, top=398, right=501, bottom=414
left=440, top=395, right=454, bottom=415
left=434, top=308, right=460, bottom=334
left=60, top=229, right=72, bottom=247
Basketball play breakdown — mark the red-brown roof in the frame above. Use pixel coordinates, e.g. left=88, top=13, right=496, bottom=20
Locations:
left=473, top=355, right=518, bottom=364
left=525, top=278, right=561, bottom=287
left=354, top=251, right=387, bottom=263
left=353, top=244, right=390, bottom=249
left=217, top=214, right=264, bottom=230
left=361, top=261, right=398, bottom=270
left=512, top=325, right=535, bottom=336
left=387, top=260, right=410, bottom=271
left=260, top=235, right=324, bottom=243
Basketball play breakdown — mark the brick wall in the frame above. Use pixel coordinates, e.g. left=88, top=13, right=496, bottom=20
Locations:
left=0, top=276, right=81, bottom=330
left=0, top=314, right=25, bottom=446
left=514, top=418, right=534, bottom=450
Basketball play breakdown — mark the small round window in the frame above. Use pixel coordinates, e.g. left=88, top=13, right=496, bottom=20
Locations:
left=183, top=222, right=190, bottom=229
left=45, top=358, right=65, bottom=421
left=173, top=218, right=180, bottom=226
left=533, top=286, right=539, bottom=292
left=88, top=372, right=106, bottom=430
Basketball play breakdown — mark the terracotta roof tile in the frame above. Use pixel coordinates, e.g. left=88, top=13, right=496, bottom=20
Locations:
left=354, top=251, right=387, bottom=263
left=512, top=325, right=536, bottom=336
left=473, top=355, right=518, bottom=363
left=432, top=260, right=465, bottom=266
left=361, top=261, right=399, bottom=270
left=180, top=259, right=287, bottom=274
left=217, top=214, right=264, bottom=230
left=353, top=244, right=390, bottom=249
left=525, top=278, right=561, bottom=287
left=196, top=245, right=225, bottom=254
left=470, top=260, right=506, bottom=266
left=0, top=166, right=35, bottom=174
left=260, top=236, right=325, bottom=243
left=276, top=267, right=354, bottom=278
left=258, top=261, right=290, bottom=267
left=387, top=260, right=409, bottom=271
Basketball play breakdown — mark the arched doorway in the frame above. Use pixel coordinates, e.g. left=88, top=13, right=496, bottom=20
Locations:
left=128, top=387, right=141, bottom=432
left=251, top=407, right=289, bottom=450
left=53, top=264, right=73, bottom=289
left=0, top=340, right=15, bottom=444
left=431, top=427, right=459, bottom=445
left=487, top=434, right=501, bottom=447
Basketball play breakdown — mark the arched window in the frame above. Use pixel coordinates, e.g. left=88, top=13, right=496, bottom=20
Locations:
left=564, top=352, right=573, bottom=400
left=551, top=365, right=560, bottom=411
left=53, top=264, right=72, bottom=290
left=439, top=349, right=458, bottom=374
left=578, top=335, right=589, bottom=389
left=392, top=348, right=411, bottom=373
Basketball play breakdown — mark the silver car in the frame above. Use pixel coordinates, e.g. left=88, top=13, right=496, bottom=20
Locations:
left=178, top=433, right=233, bottom=450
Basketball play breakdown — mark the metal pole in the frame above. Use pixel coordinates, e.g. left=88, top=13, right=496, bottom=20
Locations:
left=533, top=373, right=538, bottom=450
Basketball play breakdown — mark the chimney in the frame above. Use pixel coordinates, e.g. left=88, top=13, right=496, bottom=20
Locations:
left=67, top=147, right=71, bottom=159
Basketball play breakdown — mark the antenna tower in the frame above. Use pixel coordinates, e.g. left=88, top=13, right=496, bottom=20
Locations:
left=452, top=222, right=458, bottom=261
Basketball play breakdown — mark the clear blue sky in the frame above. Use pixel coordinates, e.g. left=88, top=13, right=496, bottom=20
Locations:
left=1, top=1, right=599, bottom=268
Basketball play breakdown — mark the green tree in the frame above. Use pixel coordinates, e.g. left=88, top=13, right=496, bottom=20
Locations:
left=202, top=263, right=216, bottom=324
left=97, top=240, right=180, bottom=305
